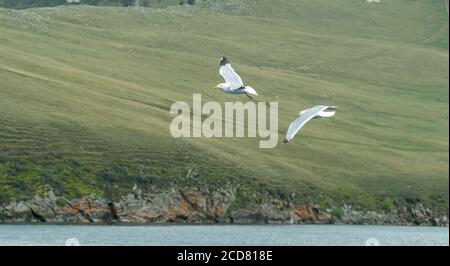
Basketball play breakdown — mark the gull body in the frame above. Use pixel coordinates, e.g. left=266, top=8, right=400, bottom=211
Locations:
left=284, top=105, right=337, bottom=143
left=215, top=57, right=258, bottom=99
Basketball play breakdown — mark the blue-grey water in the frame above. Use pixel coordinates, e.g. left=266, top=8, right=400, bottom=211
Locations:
left=0, top=225, right=448, bottom=246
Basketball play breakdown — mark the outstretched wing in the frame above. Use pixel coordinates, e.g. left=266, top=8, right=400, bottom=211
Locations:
left=219, top=57, right=244, bottom=89
left=285, top=105, right=333, bottom=142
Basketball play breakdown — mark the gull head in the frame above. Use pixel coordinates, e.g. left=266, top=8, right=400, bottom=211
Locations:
left=215, top=83, right=229, bottom=91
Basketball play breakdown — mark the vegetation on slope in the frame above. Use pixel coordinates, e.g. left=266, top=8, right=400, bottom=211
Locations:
left=0, top=0, right=185, bottom=9
left=0, top=0, right=448, bottom=211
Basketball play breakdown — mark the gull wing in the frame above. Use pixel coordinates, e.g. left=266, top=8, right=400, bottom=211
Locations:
left=285, top=105, right=335, bottom=142
left=219, top=57, right=244, bottom=89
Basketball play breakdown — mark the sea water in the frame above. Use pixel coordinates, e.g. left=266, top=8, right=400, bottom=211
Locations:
left=0, top=224, right=447, bottom=246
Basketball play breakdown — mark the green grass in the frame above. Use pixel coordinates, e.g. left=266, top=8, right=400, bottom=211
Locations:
left=0, top=0, right=183, bottom=9
left=0, top=0, right=448, bottom=209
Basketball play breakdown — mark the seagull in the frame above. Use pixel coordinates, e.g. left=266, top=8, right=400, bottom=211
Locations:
left=214, top=57, right=258, bottom=99
left=284, top=105, right=337, bottom=143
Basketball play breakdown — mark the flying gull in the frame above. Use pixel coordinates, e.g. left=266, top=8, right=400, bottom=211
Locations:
left=284, top=105, right=337, bottom=143
left=214, top=57, right=258, bottom=99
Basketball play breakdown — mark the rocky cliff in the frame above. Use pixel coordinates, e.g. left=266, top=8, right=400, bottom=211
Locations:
left=0, top=183, right=448, bottom=226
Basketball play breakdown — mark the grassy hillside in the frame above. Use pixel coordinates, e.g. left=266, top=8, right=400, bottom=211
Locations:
left=0, top=0, right=183, bottom=9
left=0, top=0, right=448, bottom=209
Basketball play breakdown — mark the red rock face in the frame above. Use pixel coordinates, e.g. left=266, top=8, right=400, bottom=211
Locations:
left=290, top=204, right=331, bottom=223
left=295, top=205, right=314, bottom=220
left=0, top=187, right=447, bottom=226
left=165, top=190, right=228, bottom=222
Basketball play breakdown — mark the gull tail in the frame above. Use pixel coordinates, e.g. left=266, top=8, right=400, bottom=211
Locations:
left=244, top=86, right=258, bottom=96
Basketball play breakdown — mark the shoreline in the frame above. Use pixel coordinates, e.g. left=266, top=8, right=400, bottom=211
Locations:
left=0, top=222, right=448, bottom=227
left=1, top=186, right=448, bottom=227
